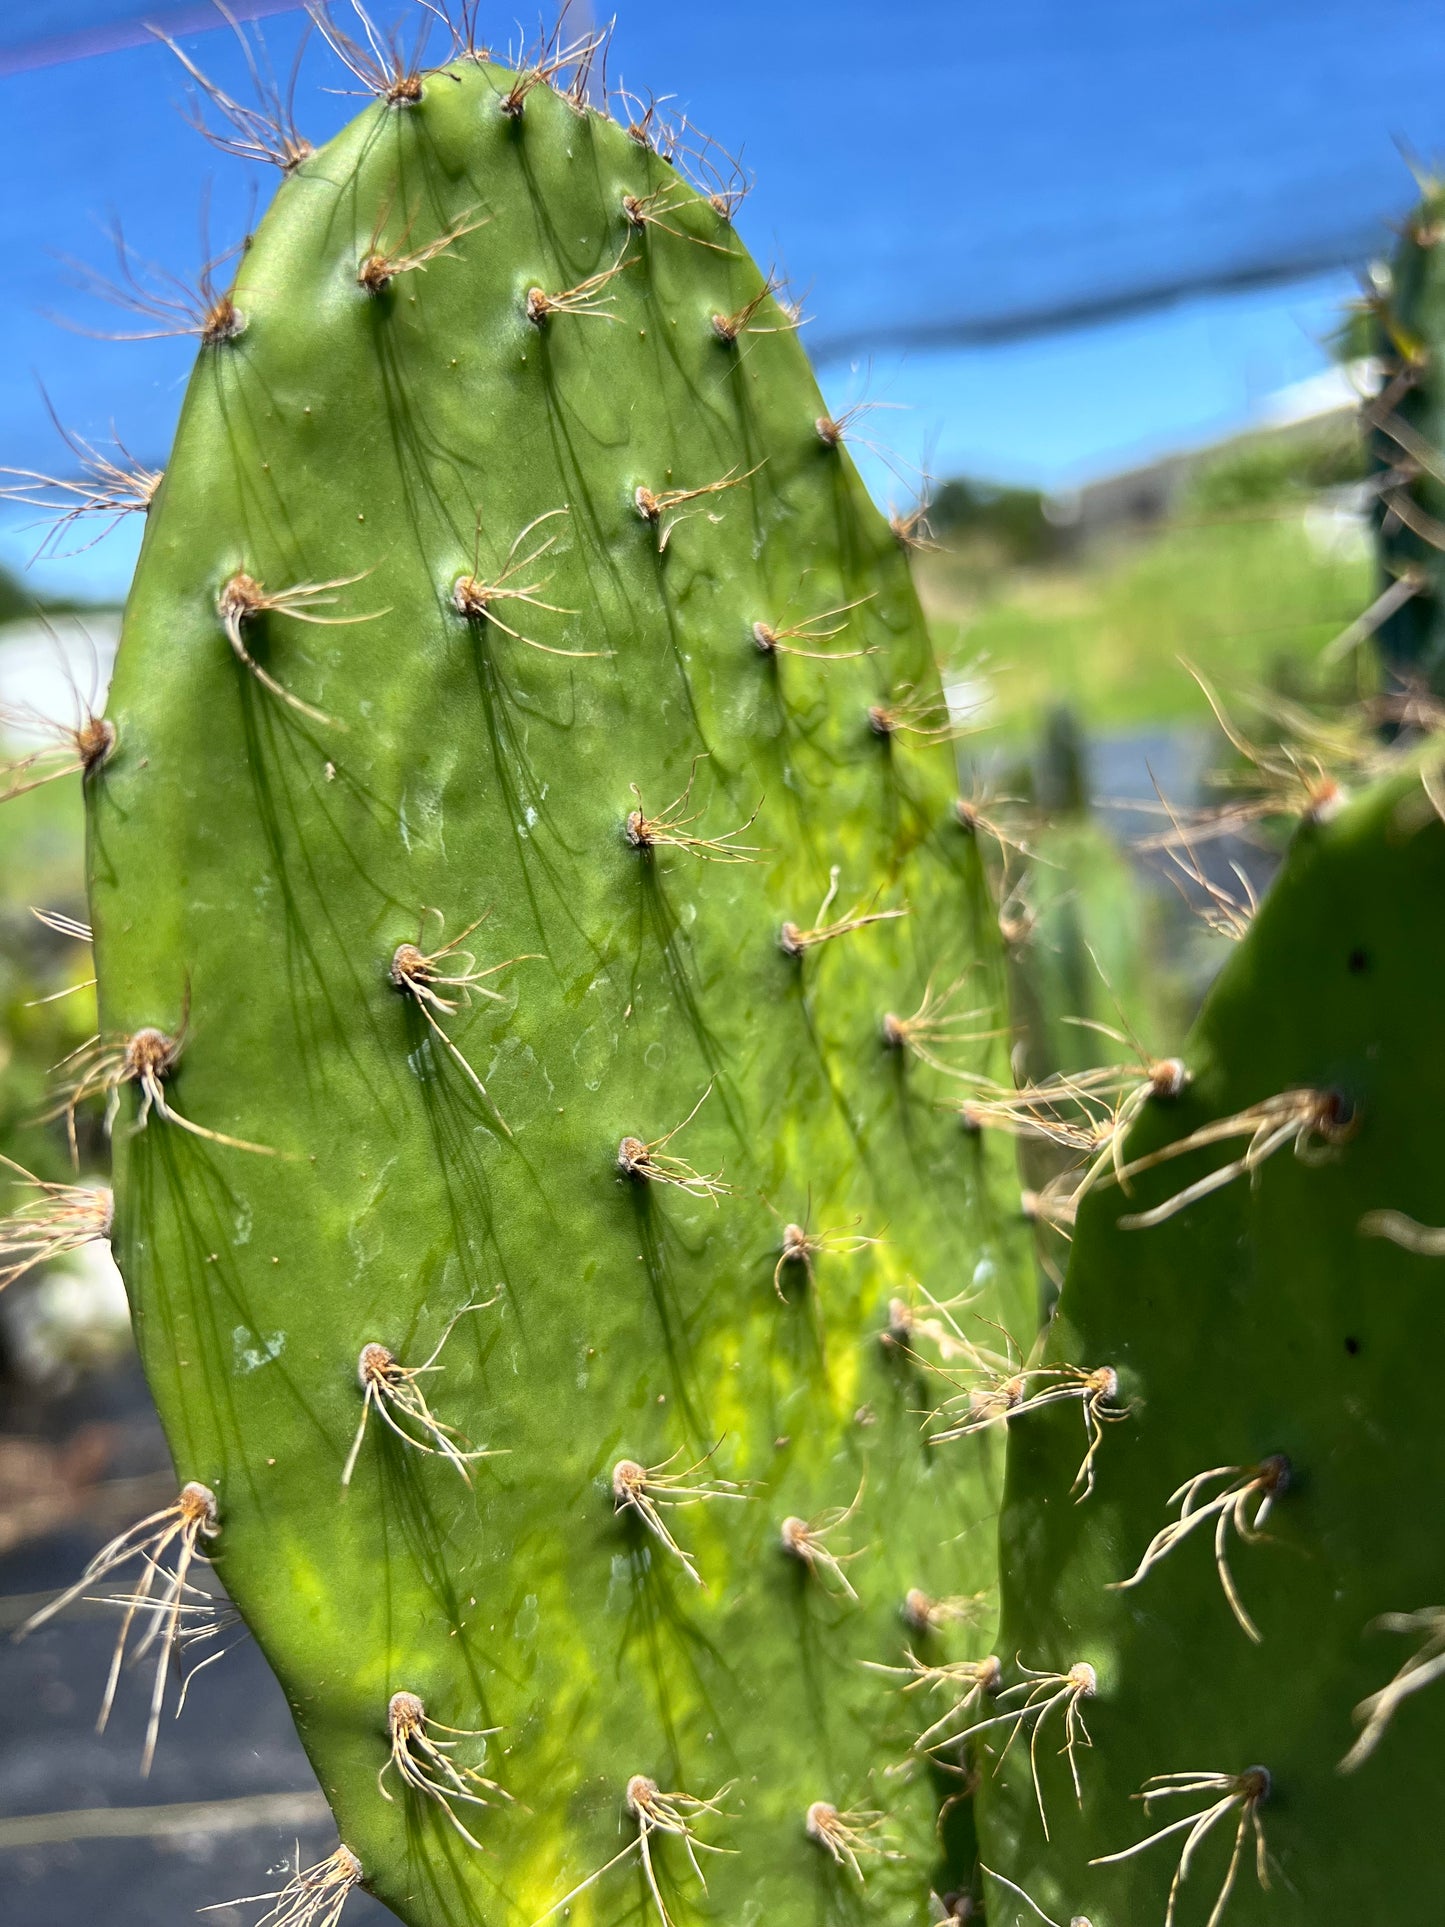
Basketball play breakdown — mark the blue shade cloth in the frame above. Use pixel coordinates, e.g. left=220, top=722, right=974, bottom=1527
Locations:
left=0, top=0, right=1439, bottom=597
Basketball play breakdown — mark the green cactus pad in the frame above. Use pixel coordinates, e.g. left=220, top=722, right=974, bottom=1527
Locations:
left=975, top=771, right=1445, bottom=1924
left=82, top=45, right=1031, bottom=1927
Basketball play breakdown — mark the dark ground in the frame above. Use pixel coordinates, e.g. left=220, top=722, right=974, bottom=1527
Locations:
left=0, top=1354, right=392, bottom=1927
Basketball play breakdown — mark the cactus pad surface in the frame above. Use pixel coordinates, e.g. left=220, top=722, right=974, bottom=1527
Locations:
left=976, top=772, right=1445, bottom=1924
left=83, top=44, right=1030, bottom=1927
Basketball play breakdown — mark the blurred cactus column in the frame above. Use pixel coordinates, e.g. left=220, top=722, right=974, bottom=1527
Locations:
left=1367, top=189, right=1445, bottom=690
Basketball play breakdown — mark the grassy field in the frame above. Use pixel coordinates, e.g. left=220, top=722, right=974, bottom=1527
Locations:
left=918, top=505, right=1373, bottom=734
left=0, top=776, right=94, bottom=1181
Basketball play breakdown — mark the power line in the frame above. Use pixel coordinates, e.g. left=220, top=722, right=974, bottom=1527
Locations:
left=0, top=1, right=302, bottom=77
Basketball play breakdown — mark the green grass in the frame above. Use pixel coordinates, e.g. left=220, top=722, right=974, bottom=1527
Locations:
left=0, top=774, right=93, bottom=1181
left=0, top=770, right=86, bottom=907
left=920, top=508, right=1373, bottom=732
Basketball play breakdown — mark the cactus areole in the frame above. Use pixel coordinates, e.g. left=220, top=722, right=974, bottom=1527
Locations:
left=87, top=44, right=1030, bottom=1927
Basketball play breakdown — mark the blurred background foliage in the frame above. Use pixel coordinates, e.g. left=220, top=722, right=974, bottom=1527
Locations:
left=0, top=608, right=97, bottom=1191
left=922, top=417, right=1371, bottom=729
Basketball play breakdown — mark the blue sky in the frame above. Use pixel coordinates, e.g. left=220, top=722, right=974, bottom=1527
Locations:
left=1, top=1, right=1440, bottom=599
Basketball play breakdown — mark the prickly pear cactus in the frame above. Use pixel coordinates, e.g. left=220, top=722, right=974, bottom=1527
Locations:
left=79, top=37, right=1031, bottom=1927
left=1367, top=181, right=1445, bottom=687
left=974, top=769, right=1445, bottom=1924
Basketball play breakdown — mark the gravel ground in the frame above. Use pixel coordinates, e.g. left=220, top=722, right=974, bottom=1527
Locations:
left=0, top=1356, right=392, bottom=1927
